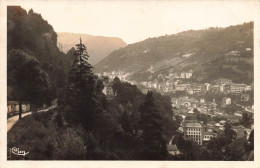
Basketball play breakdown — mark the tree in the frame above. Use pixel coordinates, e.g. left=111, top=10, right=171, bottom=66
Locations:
left=247, top=129, right=254, bottom=150
left=137, top=91, right=168, bottom=160
left=175, top=115, right=183, bottom=125
left=224, top=122, right=236, bottom=141
left=240, top=112, right=252, bottom=128
left=8, top=49, right=54, bottom=119
left=112, top=76, right=121, bottom=95
left=63, top=39, right=111, bottom=133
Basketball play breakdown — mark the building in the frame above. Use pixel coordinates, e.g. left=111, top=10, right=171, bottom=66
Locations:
left=203, top=131, right=216, bottom=144
left=234, top=111, right=243, bottom=117
left=186, top=87, right=194, bottom=95
left=219, top=84, right=225, bottom=92
left=216, top=78, right=232, bottom=84
left=215, top=123, right=224, bottom=130
left=225, top=85, right=231, bottom=94
left=202, top=83, right=211, bottom=92
left=183, top=120, right=204, bottom=145
left=222, top=97, right=231, bottom=105
left=193, top=85, right=202, bottom=94
left=102, top=83, right=115, bottom=97
left=175, top=84, right=190, bottom=91
left=180, top=70, right=193, bottom=79
left=245, top=85, right=251, bottom=91
left=7, top=101, right=30, bottom=114
left=167, top=136, right=182, bottom=156
left=230, top=84, right=246, bottom=94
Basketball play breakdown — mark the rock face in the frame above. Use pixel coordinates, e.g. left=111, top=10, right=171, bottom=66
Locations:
left=95, top=22, right=253, bottom=84
left=57, top=32, right=127, bottom=65
left=7, top=6, right=75, bottom=88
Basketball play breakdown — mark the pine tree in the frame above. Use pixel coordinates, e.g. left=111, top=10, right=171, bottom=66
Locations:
left=138, top=91, right=168, bottom=160
left=64, top=39, right=105, bottom=131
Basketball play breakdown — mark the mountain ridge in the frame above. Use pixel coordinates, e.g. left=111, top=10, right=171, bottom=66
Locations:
left=57, top=32, right=127, bottom=65
left=95, top=22, right=253, bottom=84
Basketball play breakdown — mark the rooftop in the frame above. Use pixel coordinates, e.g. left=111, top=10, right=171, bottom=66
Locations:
left=185, top=122, right=203, bottom=128
left=204, top=131, right=216, bottom=135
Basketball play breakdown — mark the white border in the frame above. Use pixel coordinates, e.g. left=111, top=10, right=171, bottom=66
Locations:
left=0, top=0, right=259, bottom=168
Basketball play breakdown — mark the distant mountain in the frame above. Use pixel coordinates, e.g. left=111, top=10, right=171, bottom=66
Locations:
left=95, top=22, right=253, bottom=84
left=57, top=32, right=127, bottom=65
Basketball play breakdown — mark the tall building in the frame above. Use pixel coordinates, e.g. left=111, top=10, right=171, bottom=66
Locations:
left=183, top=120, right=217, bottom=145
left=183, top=120, right=204, bottom=145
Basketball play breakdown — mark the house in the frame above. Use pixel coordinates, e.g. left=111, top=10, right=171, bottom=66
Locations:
left=152, top=82, right=158, bottom=89
left=102, top=83, right=115, bottom=97
left=180, top=70, right=193, bottom=79
left=185, top=71, right=193, bottom=79
left=147, top=82, right=153, bottom=88
left=193, top=85, right=202, bottom=94
left=167, top=144, right=182, bottom=156
left=167, top=136, right=182, bottom=156
left=215, top=123, right=224, bottom=130
left=203, top=131, right=217, bottom=144
left=222, top=97, right=231, bottom=105
left=186, top=87, right=194, bottom=95
left=219, top=120, right=226, bottom=125
left=245, top=85, right=251, bottom=91
left=187, top=109, right=194, bottom=115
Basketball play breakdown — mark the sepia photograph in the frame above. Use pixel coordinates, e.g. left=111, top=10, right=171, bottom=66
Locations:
left=0, top=0, right=259, bottom=167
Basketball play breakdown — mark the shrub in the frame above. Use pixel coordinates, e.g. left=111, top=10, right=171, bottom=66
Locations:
left=52, top=128, right=87, bottom=160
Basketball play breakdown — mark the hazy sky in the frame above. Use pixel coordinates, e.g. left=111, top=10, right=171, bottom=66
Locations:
left=8, top=0, right=257, bottom=44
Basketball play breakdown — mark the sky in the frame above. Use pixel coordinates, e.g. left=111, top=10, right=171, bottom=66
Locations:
left=7, top=0, right=257, bottom=44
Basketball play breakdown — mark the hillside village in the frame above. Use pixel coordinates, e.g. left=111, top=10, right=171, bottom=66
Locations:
left=97, top=70, right=254, bottom=158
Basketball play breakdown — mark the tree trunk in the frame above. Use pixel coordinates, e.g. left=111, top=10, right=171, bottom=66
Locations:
left=19, top=101, right=22, bottom=120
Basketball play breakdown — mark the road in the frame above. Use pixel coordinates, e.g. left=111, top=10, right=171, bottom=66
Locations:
left=7, top=111, right=32, bottom=132
left=7, top=106, right=56, bottom=132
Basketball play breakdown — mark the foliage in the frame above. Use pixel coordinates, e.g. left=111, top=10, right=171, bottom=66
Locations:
left=223, top=104, right=243, bottom=115
left=63, top=40, right=112, bottom=135
left=7, top=110, right=88, bottom=160
left=52, top=128, right=87, bottom=160
left=7, top=6, right=72, bottom=96
left=137, top=91, right=168, bottom=160
left=240, top=112, right=253, bottom=128
left=7, top=49, right=54, bottom=110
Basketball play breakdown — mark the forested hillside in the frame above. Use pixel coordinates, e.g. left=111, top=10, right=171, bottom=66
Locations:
left=95, top=22, right=253, bottom=84
left=7, top=6, right=72, bottom=89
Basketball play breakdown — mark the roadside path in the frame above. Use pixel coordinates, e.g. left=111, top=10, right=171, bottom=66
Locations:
left=7, top=106, right=56, bottom=132
left=7, top=112, right=32, bottom=132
